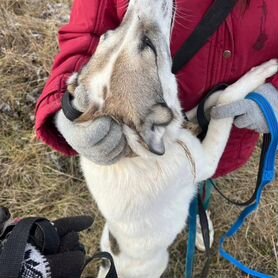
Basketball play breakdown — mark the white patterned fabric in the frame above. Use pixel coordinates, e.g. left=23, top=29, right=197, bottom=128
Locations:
left=20, top=243, right=51, bottom=278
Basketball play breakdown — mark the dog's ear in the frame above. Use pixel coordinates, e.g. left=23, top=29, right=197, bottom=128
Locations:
left=141, top=103, right=173, bottom=155
left=142, top=125, right=166, bottom=155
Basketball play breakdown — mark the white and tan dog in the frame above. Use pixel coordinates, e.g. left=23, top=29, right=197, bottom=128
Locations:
left=56, top=0, right=278, bottom=277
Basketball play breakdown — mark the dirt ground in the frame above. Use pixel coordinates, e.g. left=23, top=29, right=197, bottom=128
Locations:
left=0, top=1, right=277, bottom=277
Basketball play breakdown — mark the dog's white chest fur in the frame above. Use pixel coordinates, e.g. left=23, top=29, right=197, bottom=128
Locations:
left=81, top=134, right=195, bottom=227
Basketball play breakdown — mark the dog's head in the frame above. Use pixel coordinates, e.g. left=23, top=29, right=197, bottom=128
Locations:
left=68, top=0, right=179, bottom=155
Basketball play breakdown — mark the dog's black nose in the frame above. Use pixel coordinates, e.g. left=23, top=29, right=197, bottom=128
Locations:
left=0, top=207, right=11, bottom=224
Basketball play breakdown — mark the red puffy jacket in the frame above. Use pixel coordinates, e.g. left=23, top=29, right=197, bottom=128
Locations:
left=35, top=0, right=278, bottom=177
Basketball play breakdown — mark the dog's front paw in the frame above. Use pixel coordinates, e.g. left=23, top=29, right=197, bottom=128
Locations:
left=218, top=59, right=278, bottom=105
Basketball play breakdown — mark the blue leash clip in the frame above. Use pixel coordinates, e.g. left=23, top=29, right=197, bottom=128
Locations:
left=219, top=92, right=278, bottom=278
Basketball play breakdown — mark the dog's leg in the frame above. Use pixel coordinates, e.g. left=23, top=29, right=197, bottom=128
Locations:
left=97, top=224, right=109, bottom=278
left=196, top=59, right=278, bottom=182
left=185, top=90, right=223, bottom=122
left=98, top=222, right=170, bottom=278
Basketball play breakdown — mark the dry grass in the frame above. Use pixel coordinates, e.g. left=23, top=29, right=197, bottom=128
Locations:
left=0, top=1, right=277, bottom=277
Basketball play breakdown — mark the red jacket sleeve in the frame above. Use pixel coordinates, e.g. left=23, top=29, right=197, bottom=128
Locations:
left=35, top=0, right=119, bottom=155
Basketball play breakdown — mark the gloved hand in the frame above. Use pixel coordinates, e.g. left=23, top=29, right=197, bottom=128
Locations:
left=211, top=83, right=278, bottom=133
left=0, top=207, right=118, bottom=278
left=19, top=216, right=93, bottom=278
left=55, top=83, right=128, bottom=165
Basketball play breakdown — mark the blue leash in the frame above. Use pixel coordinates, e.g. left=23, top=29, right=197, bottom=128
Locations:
left=185, top=92, right=278, bottom=278
left=219, top=92, right=278, bottom=278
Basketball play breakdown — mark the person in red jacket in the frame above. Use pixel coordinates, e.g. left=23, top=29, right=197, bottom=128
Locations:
left=35, top=0, right=278, bottom=178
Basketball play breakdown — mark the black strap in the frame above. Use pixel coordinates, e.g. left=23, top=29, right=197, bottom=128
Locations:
left=31, top=220, right=60, bottom=255
left=62, top=90, right=83, bottom=122
left=197, top=84, right=228, bottom=141
left=172, top=0, right=238, bottom=74
left=0, top=217, right=45, bottom=278
left=83, top=252, right=118, bottom=278
left=212, top=134, right=271, bottom=206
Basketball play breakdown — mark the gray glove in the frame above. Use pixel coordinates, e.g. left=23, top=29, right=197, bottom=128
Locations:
left=211, top=83, right=278, bottom=133
left=55, top=86, right=128, bottom=165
